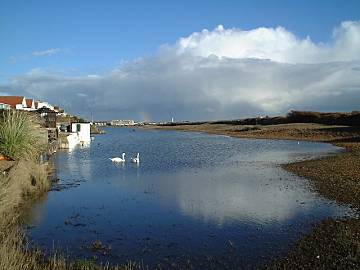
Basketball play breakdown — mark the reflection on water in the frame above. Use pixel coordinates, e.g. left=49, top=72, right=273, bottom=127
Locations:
left=27, top=128, right=353, bottom=269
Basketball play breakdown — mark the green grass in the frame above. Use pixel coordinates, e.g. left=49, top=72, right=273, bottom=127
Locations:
left=0, top=110, right=46, bottom=161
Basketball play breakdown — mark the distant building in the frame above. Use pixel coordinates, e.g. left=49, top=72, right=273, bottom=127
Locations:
left=110, top=119, right=135, bottom=126
left=93, top=121, right=108, bottom=126
left=36, top=101, right=54, bottom=110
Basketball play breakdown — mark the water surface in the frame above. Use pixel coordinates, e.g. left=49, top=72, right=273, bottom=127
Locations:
left=27, top=128, right=353, bottom=269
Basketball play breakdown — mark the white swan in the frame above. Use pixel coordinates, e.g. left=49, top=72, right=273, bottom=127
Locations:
left=131, top=153, right=140, bottom=163
left=109, top=152, right=125, bottom=163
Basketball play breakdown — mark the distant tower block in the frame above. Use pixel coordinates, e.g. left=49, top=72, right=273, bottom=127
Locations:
left=171, top=117, right=174, bottom=123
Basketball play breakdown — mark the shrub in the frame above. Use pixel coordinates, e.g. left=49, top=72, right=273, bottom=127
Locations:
left=0, top=110, right=46, bottom=161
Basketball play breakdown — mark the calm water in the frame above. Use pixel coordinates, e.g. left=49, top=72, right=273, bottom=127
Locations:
left=27, top=128, right=353, bottom=269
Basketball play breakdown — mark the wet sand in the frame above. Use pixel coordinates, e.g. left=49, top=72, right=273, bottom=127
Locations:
left=143, top=123, right=360, bottom=269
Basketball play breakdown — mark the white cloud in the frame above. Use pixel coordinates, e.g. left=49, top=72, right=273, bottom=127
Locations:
left=2, top=21, right=360, bottom=120
left=172, top=21, right=360, bottom=63
left=32, top=48, right=62, bottom=57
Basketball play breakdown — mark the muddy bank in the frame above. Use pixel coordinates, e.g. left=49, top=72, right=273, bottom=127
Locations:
left=0, top=160, right=50, bottom=269
left=143, top=123, right=360, bottom=269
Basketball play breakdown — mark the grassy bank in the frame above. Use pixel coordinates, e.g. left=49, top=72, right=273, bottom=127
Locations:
left=0, top=160, right=50, bottom=270
left=146, top=122, right=360, bottom=269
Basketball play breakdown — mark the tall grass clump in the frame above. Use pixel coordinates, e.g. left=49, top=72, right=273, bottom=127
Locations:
left=0, top=110, right=46, bottom=161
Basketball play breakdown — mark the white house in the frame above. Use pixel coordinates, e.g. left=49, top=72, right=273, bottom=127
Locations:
left=59, top=122, right=92, bottom=149
left=36, top=101, right=54, bottom=110
left=71, top=122, right=91, bottom=142
left=0, top=96, right=27, bottom=109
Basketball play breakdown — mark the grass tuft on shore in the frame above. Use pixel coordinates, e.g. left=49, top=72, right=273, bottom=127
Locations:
left=0, top=110, right=46, bottom=161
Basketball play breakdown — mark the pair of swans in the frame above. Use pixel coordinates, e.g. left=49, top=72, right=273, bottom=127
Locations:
left=109, top=153, right=140, bottom=163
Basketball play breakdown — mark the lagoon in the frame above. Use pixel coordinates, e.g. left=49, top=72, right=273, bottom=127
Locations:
left=27, top=127, right=353, bottom=269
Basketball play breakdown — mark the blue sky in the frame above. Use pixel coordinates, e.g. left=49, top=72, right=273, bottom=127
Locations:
left=1, top=0, right=359, bottom=80
left=0, top=0, right=359, bottom=120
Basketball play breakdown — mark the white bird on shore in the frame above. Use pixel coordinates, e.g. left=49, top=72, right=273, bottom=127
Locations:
left=131, top=153, right=140, bottom=163
left=109, top=153, right=125, bottom=163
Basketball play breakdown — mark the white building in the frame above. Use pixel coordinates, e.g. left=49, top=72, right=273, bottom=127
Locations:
left=71, top=122, right=91, bottom=142
left=36, top=101, right=54, bottom=110
left=110, top=119, right=135, bottom=126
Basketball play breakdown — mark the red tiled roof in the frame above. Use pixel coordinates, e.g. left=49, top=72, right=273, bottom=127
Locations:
left=26, top=98, right=34, bottom=108
left=0, top=96, right=25, bottom=108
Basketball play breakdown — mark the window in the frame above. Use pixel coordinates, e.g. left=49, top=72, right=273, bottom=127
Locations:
left=77, top=124, right=81, bottom=132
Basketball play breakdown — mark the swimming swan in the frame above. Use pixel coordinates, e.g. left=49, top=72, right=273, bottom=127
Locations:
left=131, top=153, right=140, bottom=163
left=109, top=153, right=125, bottom=162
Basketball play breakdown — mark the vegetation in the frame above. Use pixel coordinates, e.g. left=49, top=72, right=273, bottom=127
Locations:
left=159, top=110, right=360, bottom=127
left=286, top=110, right=360, bottom=126
left=56, top=115, right=86, bottom=124
left=0, top=110, right=47, bottom=161
left=0, top=110, right=51, bottom=270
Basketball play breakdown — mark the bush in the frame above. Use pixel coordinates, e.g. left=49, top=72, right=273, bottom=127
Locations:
left=0, top=110, right=46, bottom=161
left=286, top=111, right=321, bottom=123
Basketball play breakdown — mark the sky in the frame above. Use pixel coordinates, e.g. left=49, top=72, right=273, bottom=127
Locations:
left=0, top=0, right=359, bottom=121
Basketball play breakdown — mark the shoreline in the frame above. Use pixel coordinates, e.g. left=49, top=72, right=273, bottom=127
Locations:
left=143, top=123, right=360, bottom=208
left=141, top=122, right=360, bottom=269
